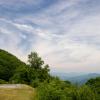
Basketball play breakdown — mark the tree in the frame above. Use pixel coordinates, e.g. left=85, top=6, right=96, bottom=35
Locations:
left=28, top=52, right=50, bottom=86
left=28, top=52, right=44, bottom=69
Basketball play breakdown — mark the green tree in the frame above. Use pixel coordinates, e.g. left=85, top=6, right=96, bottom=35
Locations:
left=28, top=52, right=44, bottom=69
left=28, top=52, right=50, bottom=84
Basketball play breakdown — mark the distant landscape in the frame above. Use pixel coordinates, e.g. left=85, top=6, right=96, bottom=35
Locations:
left=0, top=49, right=100, bottom=100
left=51, top=72, right=100, bottom=84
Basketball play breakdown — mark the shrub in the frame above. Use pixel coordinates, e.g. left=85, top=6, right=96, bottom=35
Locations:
left=36, top=78, right=72, bottom=100
left=0, top=79, right=8, bottom=84
left=71, top=85, right=96, bottom=100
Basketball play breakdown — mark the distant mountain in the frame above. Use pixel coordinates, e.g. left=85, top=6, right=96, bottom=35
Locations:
left=67, top=73, right=100, bottom=84
left=51, top=72, right=100, bottom=84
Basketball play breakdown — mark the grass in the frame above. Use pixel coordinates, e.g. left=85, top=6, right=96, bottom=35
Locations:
left=0, top=84, right=35, bottom=100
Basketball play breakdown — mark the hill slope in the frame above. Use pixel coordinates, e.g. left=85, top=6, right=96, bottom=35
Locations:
left=0, top=49, right=26, bottom=81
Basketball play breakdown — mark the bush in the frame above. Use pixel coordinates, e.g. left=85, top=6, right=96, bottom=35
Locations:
left=0, top=79, right=8, bottom=84
left=71, top=85, right=96, bottom=100
left=36, top=83, right=66, bottom=100
left=31, top=79, right=40, bottom=88
left=36, top=78, right=72, bottom=100
left=10, top=66, right=30, bottom=84
left=86, top=77, right=100, bottom=100
left=36, top=80, right=96, bottom=100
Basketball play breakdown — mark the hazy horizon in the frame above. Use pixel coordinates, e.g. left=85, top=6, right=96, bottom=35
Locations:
left=0, top=0, right=100, bottom=73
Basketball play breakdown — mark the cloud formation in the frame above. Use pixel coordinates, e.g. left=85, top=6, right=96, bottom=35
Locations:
left=0, top=0, right=100, bottom=73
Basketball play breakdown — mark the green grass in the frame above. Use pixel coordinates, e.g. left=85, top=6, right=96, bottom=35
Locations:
left=0, top=84, right=35, bottom=100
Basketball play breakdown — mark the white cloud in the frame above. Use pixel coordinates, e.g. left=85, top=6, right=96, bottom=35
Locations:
left=0, top=0, right=100, bottom=73
left=69, top=14, right=100, bottom=36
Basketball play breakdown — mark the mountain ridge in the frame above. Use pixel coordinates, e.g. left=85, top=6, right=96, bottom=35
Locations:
left=51, top=72, right=100, bottom=84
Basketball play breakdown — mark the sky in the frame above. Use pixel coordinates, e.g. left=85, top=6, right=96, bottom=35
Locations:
left=0, top=0, right=100, bottom=73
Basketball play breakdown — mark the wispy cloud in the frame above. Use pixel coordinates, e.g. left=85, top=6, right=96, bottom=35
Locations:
left=0, top=0, right=100, bottom=73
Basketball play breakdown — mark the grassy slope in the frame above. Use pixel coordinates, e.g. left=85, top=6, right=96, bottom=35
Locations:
left=0, top=84, right=35, bottom=100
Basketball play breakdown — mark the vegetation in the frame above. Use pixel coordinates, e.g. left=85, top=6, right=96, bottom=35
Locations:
left=0, top=49, right=100, bottom=100
left=0, top=49, right=50, bottom=86
left=0, top=49, right=26, bottom=81
left=36, top=80, right=96, bottom=100
left=86, top=77, right=100, bottom=100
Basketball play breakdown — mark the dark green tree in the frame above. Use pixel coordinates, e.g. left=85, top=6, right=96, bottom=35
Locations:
left=28, top=52, right=44, bottom=69
left=28, top=52, right=50, bottom=87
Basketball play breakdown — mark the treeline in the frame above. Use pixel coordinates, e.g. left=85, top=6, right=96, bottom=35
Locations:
left=0, top=49, right=100, bottom=100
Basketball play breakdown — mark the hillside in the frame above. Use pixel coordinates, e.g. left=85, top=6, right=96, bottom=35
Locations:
left=0, top=84, right=35, bottom=100
left=0, top=49, right=27, bottom=81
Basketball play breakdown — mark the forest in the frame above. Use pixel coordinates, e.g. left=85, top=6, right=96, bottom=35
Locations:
left=0, top=49, right=100, bottom=100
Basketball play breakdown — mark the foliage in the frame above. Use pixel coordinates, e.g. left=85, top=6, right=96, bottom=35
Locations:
left=36, top=78, right=71, bottom=100
left=10, top=65, right=30, bottom=84
left=86, top=77, right=100, bottom=100
left=71, top=85, right=96, bottom=100
left=0, top=49, right=26, bottom=81
left=36, top=81, right=96, bottom=100
left=0, top=79, right=8, bottom=84
left=27, top=52, right=50, bottom=86
left=28, top=52, right=44, bottom=69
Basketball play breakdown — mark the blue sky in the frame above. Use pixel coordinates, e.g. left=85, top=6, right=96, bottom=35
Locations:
left=0, top=0, right=100, bottom=73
